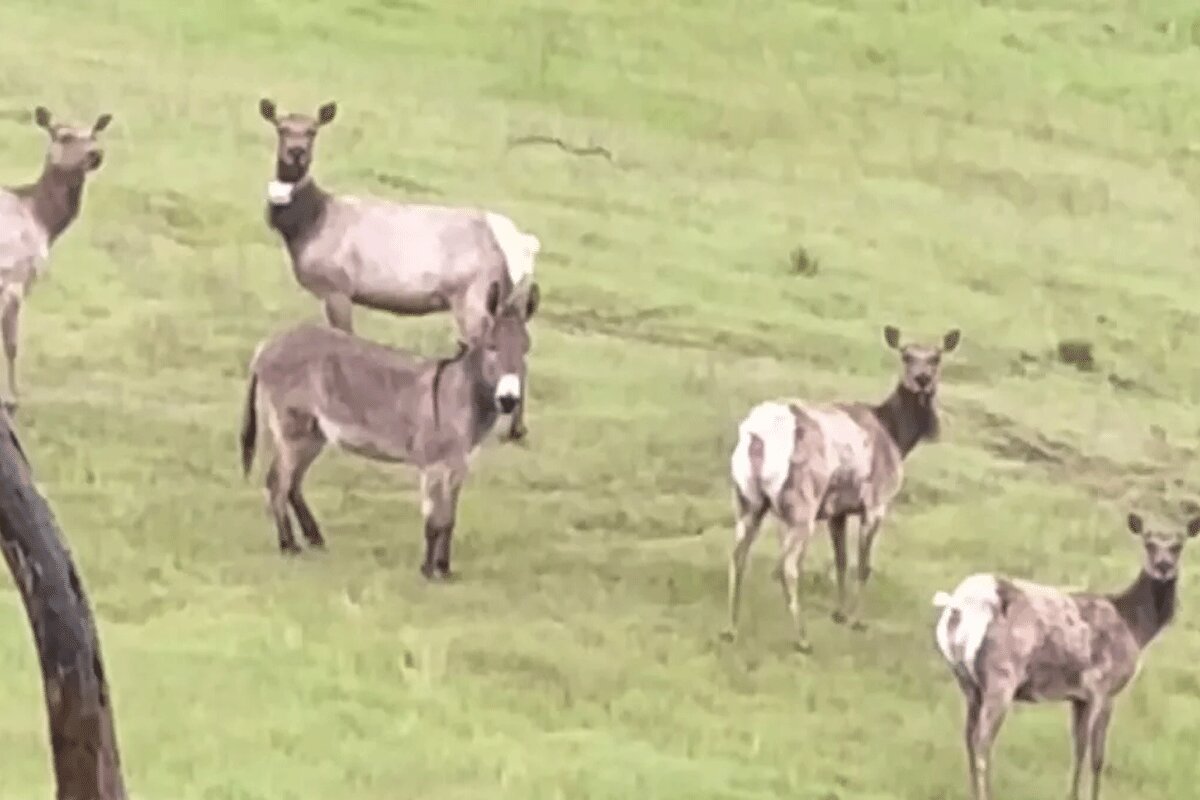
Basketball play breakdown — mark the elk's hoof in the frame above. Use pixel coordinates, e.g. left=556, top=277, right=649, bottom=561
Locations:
left=279, top=542, right=302, bottom=556
left=718, top=629, right=737, bottom=643
left=832, top=610, right=849, bottom=625
left=793, top=638, right=813, bottom=655
left=850, top=619, right=868, bottom=633
left=1, top=399, right=18, bottom=416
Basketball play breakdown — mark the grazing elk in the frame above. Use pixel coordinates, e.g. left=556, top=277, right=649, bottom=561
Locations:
left=933, top=511, right=1200, bottom=800
left=239, top=279, right=539, bottom=579
left=0, top=106, right=112, bottom=411
left=257, top=98, right=541, bottom=442
left=724, top=325, right=961, bottom=652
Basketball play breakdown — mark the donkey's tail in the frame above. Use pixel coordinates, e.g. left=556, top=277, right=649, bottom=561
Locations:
left=240, top=371, right=259, bottom=478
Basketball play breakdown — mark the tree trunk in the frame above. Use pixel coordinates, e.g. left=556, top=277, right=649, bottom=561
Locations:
left=0, top=413, right=126, bottom=800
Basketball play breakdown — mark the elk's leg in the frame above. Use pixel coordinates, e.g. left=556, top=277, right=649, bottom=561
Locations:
left=722, top=488, right=768, bottom=642
left=286, top=435, right=327, bottom=549
left=963, top=688, right=982, bottom=799
left=828, top=513, right=851, bottom=624
left=1068, top=699, right=1091, bottom=800
left=322, top=293, right=354, bottom=334
left=1088, top=701, right=1113, bottom=800
left=0, top=287, right=23, bottom=412
left=775, top=516, right=815, bottom=653
left=971, top=686, right=1015, bottom=800
left=844, top=510, right=885, bottom=630
left=264, top=457, right=300, bottom=554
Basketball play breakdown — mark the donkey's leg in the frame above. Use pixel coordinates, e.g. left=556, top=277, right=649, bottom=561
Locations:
left=722, top=488, right=768, bottom=642
left=286, top=434, right=327, bottom=549
left=322, top=293, right=355, bottom=334
left=775, top=514, right=816, bottom=653
left=0, top=286, right=24, bottom=412
left=1087, top=701, right=1113, bottom=800
left=828, top=513, right=852, bottom=624
left=418, top=465, right=462, bottom=581
left=264, top=456, right=300, bottom=554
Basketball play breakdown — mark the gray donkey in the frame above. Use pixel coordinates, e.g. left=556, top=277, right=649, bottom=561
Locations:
left=724, top=325, right=961, bottom=652
left=933, top=511, right=1200, bottom=800
left=239, top=278, right=539, bottom=579
left=257, top=98, right=541, bottom=442
left=0, top=106, right=112, bottom=411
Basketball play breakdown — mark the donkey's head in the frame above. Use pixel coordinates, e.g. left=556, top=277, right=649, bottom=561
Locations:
left=478, top=281, right=540, bottom=414
left=34, top=107, right=112, bottom=175
left=258, top=98, right=337, bottom=184
left=883, top=325, right=960, bottom=398
left=1128, top=512, right=1200, bottom=581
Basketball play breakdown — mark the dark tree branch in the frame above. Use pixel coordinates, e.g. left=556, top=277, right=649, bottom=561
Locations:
left=0, top=412, right=126, bottom=800
left=506, top=134, right=615, bottom=163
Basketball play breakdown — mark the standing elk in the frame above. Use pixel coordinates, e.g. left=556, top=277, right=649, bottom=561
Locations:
left=0, top=106, right=112, bottom=411
left=239, top=278, right=539, bottom=579
left=933, top=511, right=1200, bottom=800
left=723, top=325, right=961, bottom=651
left=257, top=98, right=541, bottom=442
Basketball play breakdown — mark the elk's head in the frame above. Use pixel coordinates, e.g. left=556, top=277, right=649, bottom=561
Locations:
left=34, top=106, right=112, bottom=175
left=1127, top=512, right=1200, bottom=581
left=258, top=98, right=336, bottom=188
left=883, top=325, right=960, bottom=401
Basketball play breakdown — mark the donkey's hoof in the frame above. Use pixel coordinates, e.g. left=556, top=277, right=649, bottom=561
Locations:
left=850, top=619, right=868, bottom=633
left=1, top=399, right=18, bottom=416
left=279, top=542, right=302, bottom=556
left=832, top=610, right=850, bottom=625
left=305, top=538, right=327, bottom=551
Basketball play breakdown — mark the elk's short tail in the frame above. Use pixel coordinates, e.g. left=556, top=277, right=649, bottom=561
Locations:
left=240, top=372, right=259, bottom=478
left=932, top=574, right=1003, bottom=687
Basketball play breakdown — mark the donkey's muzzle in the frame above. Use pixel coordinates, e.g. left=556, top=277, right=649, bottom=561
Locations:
left=497, top=395, right=519, bottom=414
left=495, top=373, right=522, bottom=414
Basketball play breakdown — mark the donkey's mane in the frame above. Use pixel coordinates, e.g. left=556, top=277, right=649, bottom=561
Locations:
left=430, top=340, right=473, bottom=429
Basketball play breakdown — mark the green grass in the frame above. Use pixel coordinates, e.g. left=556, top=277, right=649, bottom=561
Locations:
left=1, top=0, right=1199, bottom=797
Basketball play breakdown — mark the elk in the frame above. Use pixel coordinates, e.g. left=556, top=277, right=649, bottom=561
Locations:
left=239, top=278, right=539, bottom=579
left=257, top=98, right=541, bottom=442
left=933, top=511, right=1200, bottom=800
left=724, top=325, right=961, bottom=652
left=0, top=106, right=112, bottom=411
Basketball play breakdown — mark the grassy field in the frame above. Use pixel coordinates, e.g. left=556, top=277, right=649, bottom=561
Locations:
left=0, top=0, right=1199, bottom=797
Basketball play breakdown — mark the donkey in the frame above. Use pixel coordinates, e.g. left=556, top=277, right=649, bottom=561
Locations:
left=933, top=512, right=1200, bottom=800
left=0, top=106, right=112, bottom=411
left=239, top=278, right=539, bottom=578
left=257, top=98, right=541, bottom=442
left=724, top=325, right=961, bottom=652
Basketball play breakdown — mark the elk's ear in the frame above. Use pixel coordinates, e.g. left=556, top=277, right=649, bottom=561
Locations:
left=33, top=106, right=52, bottom=131
left=883, top=325, right=901, bottom=350
left=91, top=113, right=113, bottom=135
left=258, top=98, right=278, bottom=124
left=942, top=328, right=961, bottom=353
left=525, top=283, right=540, bottom=320
left=1127, top=512, right=1144, bottom=536
left=485, top=281, right=501, bottom=317
left=1187, top=517, right=1200, bottom=539
left=317, top=101, right=338, bottom=126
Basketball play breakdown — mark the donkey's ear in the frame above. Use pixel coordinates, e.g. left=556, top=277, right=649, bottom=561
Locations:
left=317, top=101, right=338, bottom=126
left=485, top=281, right=501, bottom=317
left=258, top=98, right=278, bottom=124
left=91, top=113, right=113, bottom=135
left=525, top=282, right=540, bottom=320
left=942, top=328, right=961, bottom=353
left=33, top=106, right=52, bottom=131
left=1127, top=512, right=1144, bottom=536
left=1187, top=517, right=1200, bottom=538
left=883, top=325, right=901, bottom=350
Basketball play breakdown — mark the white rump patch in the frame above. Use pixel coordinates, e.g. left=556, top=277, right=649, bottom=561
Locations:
left=933, top=573, right=1003, bottom=685
left=267, top=180, right=295, bottom=206
left=484, top=212, right=539, bottom=292
left=730, top=401, right=796, bottom=506
left=495, top=373, right=521, bottom=402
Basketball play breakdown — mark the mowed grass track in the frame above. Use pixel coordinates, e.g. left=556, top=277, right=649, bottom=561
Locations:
left=1, top=0, right=1199, bottom=797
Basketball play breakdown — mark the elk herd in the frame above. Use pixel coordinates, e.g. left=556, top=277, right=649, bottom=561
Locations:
left=1, top=102, right=1194, bottom=800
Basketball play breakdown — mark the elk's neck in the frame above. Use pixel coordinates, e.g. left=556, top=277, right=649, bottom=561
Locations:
left=266, top=176, right=329, bottom=257
left=1109, top=569, right=1177, bottom=648
left=871, top=383, right=939, bottom=457
left=14, top=163, right=87, bottom=243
